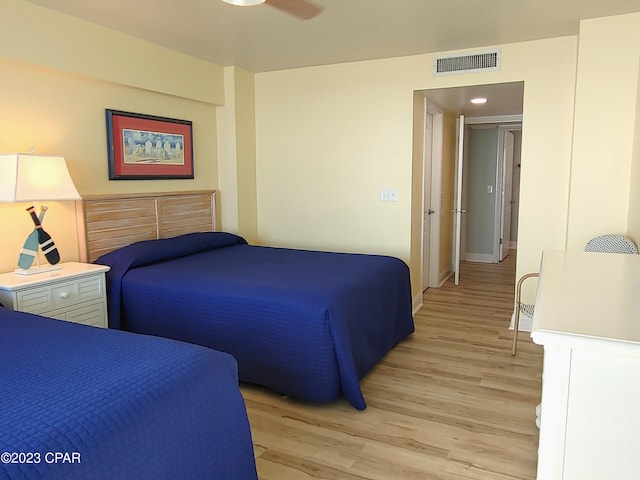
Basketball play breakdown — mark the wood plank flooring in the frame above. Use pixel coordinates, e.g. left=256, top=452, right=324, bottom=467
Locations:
left=241, top=252, right=543, bottom=479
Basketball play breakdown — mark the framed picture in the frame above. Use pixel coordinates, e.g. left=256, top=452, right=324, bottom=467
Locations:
left=106, top=109, right=194, bottom=180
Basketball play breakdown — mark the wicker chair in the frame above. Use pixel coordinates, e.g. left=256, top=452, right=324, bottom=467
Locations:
left=584, top=234, right=639, bottom=254
left=511, top=234, right=639, bottom=356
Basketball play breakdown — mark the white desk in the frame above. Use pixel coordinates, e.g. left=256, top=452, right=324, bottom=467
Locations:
left=532, top=250, right=640, bottom=480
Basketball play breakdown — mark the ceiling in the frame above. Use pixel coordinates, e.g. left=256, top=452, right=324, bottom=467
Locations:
left=24, top=0, right=640, bottom=73
left=22, top=0, right=640, bottom=118
left=422, top=82, right=524, bottom=118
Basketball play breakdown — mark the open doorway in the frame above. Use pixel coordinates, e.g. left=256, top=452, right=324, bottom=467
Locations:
left=464, top=119, right=522, bottom=263
left=413, top=81, right=524, bottom=290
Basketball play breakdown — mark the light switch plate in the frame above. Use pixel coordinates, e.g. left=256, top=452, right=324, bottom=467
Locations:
left=381, top=188, right=398, bottom=202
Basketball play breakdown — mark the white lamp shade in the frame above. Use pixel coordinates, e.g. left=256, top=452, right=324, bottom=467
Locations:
left=0, top=154, right=81, bottom=202
left=222, top=0, right=266, bottom=5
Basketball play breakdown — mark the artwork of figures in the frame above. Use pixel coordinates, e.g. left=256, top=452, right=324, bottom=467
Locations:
left=106, top=109, right=194, bottom=180
left=123, top=129, right=185, bottom=165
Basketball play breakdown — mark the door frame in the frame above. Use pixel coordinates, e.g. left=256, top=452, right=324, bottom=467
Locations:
left=465, top=116, right=522, bottom=263
left=453, top=114, right=465, bottom=284
left=422, top=99, right=443, bottom=290
left=494, top=124, right=522, bottom=262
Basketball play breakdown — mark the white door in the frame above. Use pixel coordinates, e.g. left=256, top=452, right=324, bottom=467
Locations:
left=422, top=112, right=434, bottom=289
left=453, top=115, right=465, bottom=286
left=500, top=130, right=515, bottom=261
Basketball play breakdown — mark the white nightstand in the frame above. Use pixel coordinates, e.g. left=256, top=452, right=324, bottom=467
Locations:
left=0, top=262, right=110, bottom=328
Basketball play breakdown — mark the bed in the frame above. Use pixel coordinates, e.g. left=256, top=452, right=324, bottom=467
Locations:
left=79, top=191, right=415, bottom=410
left=0, top=306, right=257, bottom=480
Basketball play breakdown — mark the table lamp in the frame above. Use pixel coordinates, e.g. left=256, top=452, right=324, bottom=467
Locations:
left=0, top=154, right=81, bottom=275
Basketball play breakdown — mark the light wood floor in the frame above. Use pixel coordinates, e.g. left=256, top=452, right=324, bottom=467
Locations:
left=241, top=252, right=543, bottom=479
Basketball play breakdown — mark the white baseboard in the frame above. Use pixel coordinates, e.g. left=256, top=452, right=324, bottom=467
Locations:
left=464, top=253, right=495, bottom=263
left=509, top=310, right=533, bottom=332
left=412, top=293, right=423, bottom=315
left=438, top=268, right=453, bottom=287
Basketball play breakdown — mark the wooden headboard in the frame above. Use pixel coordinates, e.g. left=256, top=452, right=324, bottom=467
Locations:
left=76, top=190, right=217, bottom=263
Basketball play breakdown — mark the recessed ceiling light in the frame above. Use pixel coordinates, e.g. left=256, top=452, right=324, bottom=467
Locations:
left=470, top=97, right=488, bottom=104
left=222, top=0, right=265, bottom=6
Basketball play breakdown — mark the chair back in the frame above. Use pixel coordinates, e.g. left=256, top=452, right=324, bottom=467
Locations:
left=584, top=234, right=639, bottom=254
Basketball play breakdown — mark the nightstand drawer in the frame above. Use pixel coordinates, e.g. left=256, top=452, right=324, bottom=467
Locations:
left=49, top=300, right=107, bottom=328
left=15, top=288, right=50, bottom=313
left=16, top=276, right=104, bottom=315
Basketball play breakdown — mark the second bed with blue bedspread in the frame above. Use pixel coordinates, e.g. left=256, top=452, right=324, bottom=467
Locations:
left=98, top=232, right=415, bottom=410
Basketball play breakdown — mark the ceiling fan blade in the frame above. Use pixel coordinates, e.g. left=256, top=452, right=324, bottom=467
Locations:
left=265, top=0, right=323, bottom=20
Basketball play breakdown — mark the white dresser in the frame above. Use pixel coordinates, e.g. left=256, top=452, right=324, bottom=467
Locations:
left=0, top=262, right=110, bottom=328
left=532, top=250, right=640, bottom=480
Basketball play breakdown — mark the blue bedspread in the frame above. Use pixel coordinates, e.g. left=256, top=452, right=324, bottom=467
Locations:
left=0, top=308, right=257, bottom=480
left=97, top=232, right=414, bottom=410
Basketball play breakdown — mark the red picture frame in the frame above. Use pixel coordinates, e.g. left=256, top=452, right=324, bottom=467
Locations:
left=106, top=109, right=194, bottom=180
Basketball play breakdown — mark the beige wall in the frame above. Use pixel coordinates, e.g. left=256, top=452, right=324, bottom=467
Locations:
left=233, top=68, right=259, bottom=244
left=628, top=60, right=640, bottom=242
left=568, top=13, right=640, bottom=250
left=255, top=36, right=578, bottom=300
left=217, top=67, right=258, bottom=243
left=255, top=57, right=416, bottom=260
left=253, top=15, right=640, bottom=302
left=1, top=0, right=223, bottom=105
left=0, top=0, right=224, bottom=273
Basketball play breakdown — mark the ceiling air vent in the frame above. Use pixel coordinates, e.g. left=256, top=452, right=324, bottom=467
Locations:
left=433, top=49, right=501, bottom=76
